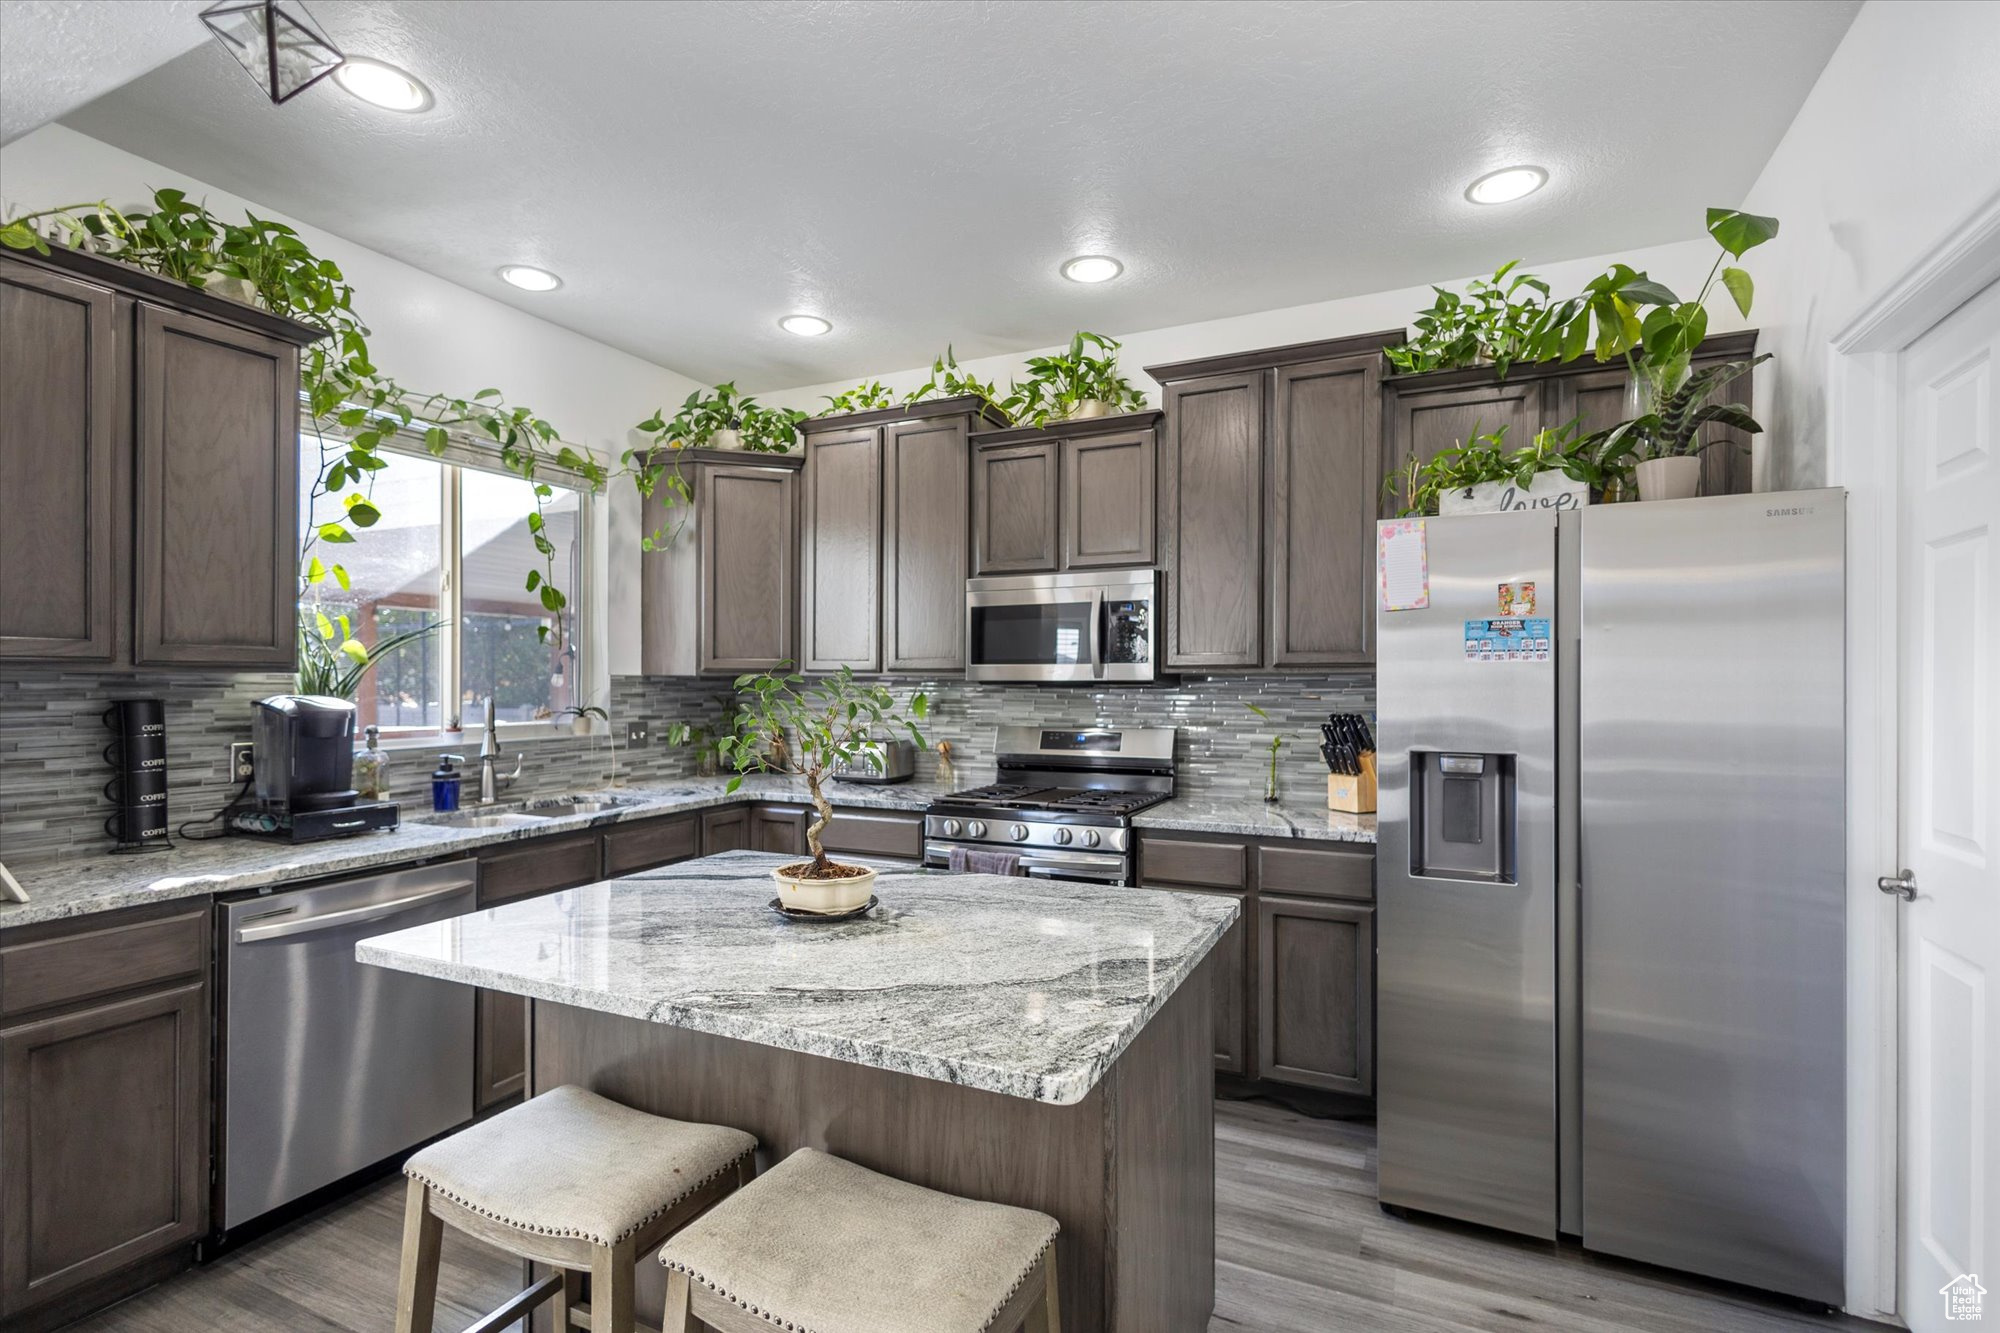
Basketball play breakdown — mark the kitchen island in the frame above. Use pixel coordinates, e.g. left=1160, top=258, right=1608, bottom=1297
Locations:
left=359, top=850, right=1238, bottom=1332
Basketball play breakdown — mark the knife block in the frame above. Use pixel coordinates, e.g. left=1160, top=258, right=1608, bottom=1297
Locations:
left=1327, top=752, right=1377, bottom=814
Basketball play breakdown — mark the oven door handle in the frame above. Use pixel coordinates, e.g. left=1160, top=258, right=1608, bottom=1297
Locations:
left=1089, top=588, right=1105, bottom=679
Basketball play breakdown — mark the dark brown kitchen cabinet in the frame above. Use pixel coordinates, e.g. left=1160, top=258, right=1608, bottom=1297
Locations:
left=475, top=832, right=604, bottom=1110
left=1136, top=835, right=1252, bottom=1074
left=0, top=246, right=321, bottom=671
left=1257, top=895, right=1373, bottom=1095
left=971, top=440, right=1059, bottom=574
left=1150, top=335, right=1399, bottom=671
left=0, top=263, right=121, bottom=662
left=752, top=805, right=810, bottom=856
left=600, top=812, right=699, bottom=877
left=641, top=449, right=803, bottom=677
left=799, top=397, right=998, bottom=674
left=970, top=412, right=1161, bottom=577
left=1382, top=329, right=1759, bottom=502
left=699, top=805, right=751, bottom=855
left=0, top=902, right=211, bottom=1329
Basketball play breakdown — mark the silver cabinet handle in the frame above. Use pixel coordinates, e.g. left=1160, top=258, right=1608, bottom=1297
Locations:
left=1089, top=589, right=1105, bottom=679
left=1876, top=870, right=1917, bottom=902
left=234, top=880, right=475, bottom=943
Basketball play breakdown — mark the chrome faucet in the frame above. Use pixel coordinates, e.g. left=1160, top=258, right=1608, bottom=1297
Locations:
left=477, top=696, right=523, bottom=804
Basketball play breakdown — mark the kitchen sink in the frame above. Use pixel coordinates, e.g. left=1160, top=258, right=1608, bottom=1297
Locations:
left=533, top=795, right=643, bottom=817
left=425, top=810, right=550, bottom=830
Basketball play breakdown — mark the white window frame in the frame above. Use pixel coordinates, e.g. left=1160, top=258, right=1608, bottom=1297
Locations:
left=303, top=406, right=609, bottom=751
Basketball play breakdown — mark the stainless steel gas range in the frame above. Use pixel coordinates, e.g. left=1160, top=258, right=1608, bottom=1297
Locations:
left=924, top=725, right=1175, bottom=884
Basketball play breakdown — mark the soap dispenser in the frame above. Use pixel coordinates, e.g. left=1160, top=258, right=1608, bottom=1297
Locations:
left=430, top=754, right=464, bottom=813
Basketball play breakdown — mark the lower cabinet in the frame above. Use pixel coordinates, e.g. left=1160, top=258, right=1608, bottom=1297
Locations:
left=751, top=805, right=809, bottom=856
left=1256, top=895, right=1373, bottom=1095
left=474, top=832, right=604, bottom=1111
left=699, top=805, right=750, bottom=855
left=600, top=812, right=698, bottom=878
left=0, top=904, right=210, bottom=1328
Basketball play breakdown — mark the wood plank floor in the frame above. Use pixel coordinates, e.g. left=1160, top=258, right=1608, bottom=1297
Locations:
left=66, top=1099, right=1878, bottom=1333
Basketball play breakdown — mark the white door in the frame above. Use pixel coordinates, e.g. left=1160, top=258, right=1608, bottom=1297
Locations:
left=1899, top=277, right=2000, bottom=1331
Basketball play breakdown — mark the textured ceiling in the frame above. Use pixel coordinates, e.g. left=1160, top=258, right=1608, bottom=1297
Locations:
left=0, top=0, right=208, bottom=144
left=54, top=0, right=1858, bottom=388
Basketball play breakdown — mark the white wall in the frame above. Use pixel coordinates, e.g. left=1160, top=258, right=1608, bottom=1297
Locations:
left=0, top=123, right=703, bottom=674
left=1741, top=0, right=2000, bottom=490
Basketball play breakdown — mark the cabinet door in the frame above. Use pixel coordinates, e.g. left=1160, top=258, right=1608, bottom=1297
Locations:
left=601, top=813, right=699, bottom=877
left=133, top=305, right=298, bottom=668
left=475, top=833, right=602, bottom=1110
left=1161, top=371, right=1264, bottom=668
left=1, top=982, right=207, bottom=1319
left=700, top=805, right=750, bottom=856
left=0, top=262, right=122, bottom=663
left=752, top=805, right=809, bottom=856
left=1256, top=895, right=1372, bottom=1094
left=883, top=417, right=970, bottom=670
left=801, top=426, right=882, bottom=672
left=1151, top=885, right=1251, bottom=1075
left=971, top=442, right=1058, bottom=574
left=1269, top=355, right=1379, bottom=666
left=1383, top=377, right=1541, bottom=509
left=1060, top=430, right=1155, bottom=570
left=699, top=463, right=799, bottom=674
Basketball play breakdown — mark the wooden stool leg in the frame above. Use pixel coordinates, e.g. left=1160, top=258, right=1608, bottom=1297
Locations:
left=661, top=1268, right=692, bottom=1333
left=394, top=1180, right=444, bottom=1333
left=556, top=1267, right=584, bottom=1330
left=590, top=1237, right=637, bottom=1333
left=1023, top=1244, right=1061, bottom=1333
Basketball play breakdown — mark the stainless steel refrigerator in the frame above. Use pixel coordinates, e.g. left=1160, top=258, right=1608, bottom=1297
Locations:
left=1374, top=491, right=1846, bottom=1306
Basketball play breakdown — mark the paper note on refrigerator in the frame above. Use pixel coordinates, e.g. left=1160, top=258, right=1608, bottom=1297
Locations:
left=1379, top=519, right=1429, bottom=611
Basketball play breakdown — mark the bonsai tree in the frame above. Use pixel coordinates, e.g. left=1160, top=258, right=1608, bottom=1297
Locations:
left=717, top=666, right=928, bottom=877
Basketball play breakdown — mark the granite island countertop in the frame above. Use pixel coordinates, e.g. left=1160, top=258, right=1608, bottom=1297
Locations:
left=1, top=777, right=1373, bottom=928
left=357, top=850, right=1239, bottom=1106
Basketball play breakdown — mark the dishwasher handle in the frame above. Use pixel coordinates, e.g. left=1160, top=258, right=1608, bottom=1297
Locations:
left=233, top=878, right=475, bottom=944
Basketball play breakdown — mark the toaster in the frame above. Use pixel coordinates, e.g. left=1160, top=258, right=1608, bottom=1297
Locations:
left=831, top=739, right=917, bottom=784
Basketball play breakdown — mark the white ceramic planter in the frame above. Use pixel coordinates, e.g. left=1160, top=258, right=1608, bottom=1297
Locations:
left=204, top=275, right=263, bottom=307
left=771, top=863, right=877, bottom=914
left=1437, top=472, right=1589, bottom=515
left=708, top=427, right=744, bottom=450
left=1635, top=456, right=1701, bottom=501
left=1064, top=399, right=1114, bottom=421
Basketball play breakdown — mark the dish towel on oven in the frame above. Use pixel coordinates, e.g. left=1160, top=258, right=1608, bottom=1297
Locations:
left=947, top=846, right=1025, bottom=877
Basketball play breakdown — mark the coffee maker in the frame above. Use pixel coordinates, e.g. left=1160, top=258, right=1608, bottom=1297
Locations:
left=235, top=696, right=399, bottom=842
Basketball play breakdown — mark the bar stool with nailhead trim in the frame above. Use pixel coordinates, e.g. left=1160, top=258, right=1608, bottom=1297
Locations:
left=658, top=1147, right=1062, bottom=1333
left=393, top=1084, right=757, bottom=1333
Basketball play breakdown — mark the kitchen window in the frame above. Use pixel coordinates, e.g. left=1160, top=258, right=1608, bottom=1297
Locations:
left=299, top=423, right=600, bottom=743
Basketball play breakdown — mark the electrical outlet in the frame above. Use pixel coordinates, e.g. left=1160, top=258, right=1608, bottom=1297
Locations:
left=229, top=742, right=256, bottom=782
left=625, top=722, right=649, bottom=746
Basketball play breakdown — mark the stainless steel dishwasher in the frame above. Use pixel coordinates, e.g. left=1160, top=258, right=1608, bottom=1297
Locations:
left=217, top=859, right=478, bottom=1238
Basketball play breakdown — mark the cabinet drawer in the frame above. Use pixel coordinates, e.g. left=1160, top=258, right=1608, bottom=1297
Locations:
left=601, top=814, right=699, bottom=877
left=1138, top=836, right=1248, bottom=890
left=1257, top=843, right=1374, bottom=901
left=477, top=832, right=601, bottom=907
left=818, top=809, right=923, bottom=860
left=0, top=905, right=206, bottom=1019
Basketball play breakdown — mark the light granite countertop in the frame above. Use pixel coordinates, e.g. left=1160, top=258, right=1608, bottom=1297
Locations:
left=0, top=777, right=1373, bottom=929
left=357, top=850, right=1238, bottom=1106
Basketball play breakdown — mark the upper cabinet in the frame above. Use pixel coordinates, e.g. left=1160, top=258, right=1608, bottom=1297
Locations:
left=1148, top=335, right=1395, bottom=671
left=642, top=450, right=802, bottom=676
left=1382, top=330, right=1760, bottom=499
left=968, top=411, right=1162, bottom=577
left=0, top=247, right=321, bottom=669
left=799, top=396, right=1002, bottom=674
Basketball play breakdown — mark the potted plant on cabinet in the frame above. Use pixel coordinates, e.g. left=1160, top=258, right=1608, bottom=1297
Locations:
left=717, top=666, right=928, bottom=914
left=816, top=380, right=897, bottom=416
left=1383, top=260, right=1554, bottom=377
left=1385, top=419, right=1637, bottom=518
left=1000, top=331, right=1148, bottom=427
left=639, top=382, right=806, bottom=453
left=903, top=344, right=1009, bottom=418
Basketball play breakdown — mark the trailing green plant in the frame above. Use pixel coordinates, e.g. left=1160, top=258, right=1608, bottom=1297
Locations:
left=715, top=666, right=928, bottom=873
left=296, top=613, right=450, bottom=700
left=0, top=200, right=136, bottom=256
left=903, top=345, right=1007, bottom=418
left=635, top=382, right=802, bottom=454
left=997, top=331, right=1148, bottom=428
left=1383, top=261, right=1552, bottom=377
left=1383, top=418, right=1639, bottom=518
left=817, top=380, right=897, bottom=416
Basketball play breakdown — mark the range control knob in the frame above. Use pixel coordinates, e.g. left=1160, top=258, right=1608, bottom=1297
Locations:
left=942, top=819, right=962, bottom=837
left=1009, top=823, right=1030, bottom=842
left=1052, top=827, right=1073, bottom=845
left=1082, top=829, right=1102, bottom=848
left=967, top=821, right=987, bottom=838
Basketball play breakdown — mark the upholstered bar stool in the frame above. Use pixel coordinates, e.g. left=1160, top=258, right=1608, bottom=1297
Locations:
left=659, top=1147, right=1062, bottom=1333
left=395, top=1085, right=756, bottom=1333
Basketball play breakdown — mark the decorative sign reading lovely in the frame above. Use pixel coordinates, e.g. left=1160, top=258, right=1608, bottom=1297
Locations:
left=1438, top=474, right=1590, bottom=515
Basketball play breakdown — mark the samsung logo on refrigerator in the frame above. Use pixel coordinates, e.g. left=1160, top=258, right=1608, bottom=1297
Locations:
left=1765, top=505, right=1816, bottom=517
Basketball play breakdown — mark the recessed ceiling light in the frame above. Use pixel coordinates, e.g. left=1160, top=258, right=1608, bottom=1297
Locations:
left=332, top=58, right=433, bottom=112
left=780, top=314, right=832, bottom=337
left=1465, top=166, right=1548, bottom=206
left=498, top=265, right=561, bottom=292
left=1061, top=255, right=1123, bottom=284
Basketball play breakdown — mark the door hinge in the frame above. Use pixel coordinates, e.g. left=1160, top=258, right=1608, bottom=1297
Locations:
left=1876, top=870, right=1917, bottom=901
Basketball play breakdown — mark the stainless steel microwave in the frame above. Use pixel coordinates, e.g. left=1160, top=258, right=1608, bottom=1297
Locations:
left=965, top=569, right=1160, bottom=683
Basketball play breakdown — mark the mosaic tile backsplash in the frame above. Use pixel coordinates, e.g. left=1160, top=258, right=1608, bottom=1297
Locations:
left=0, top=669, right=1371, bottom=864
